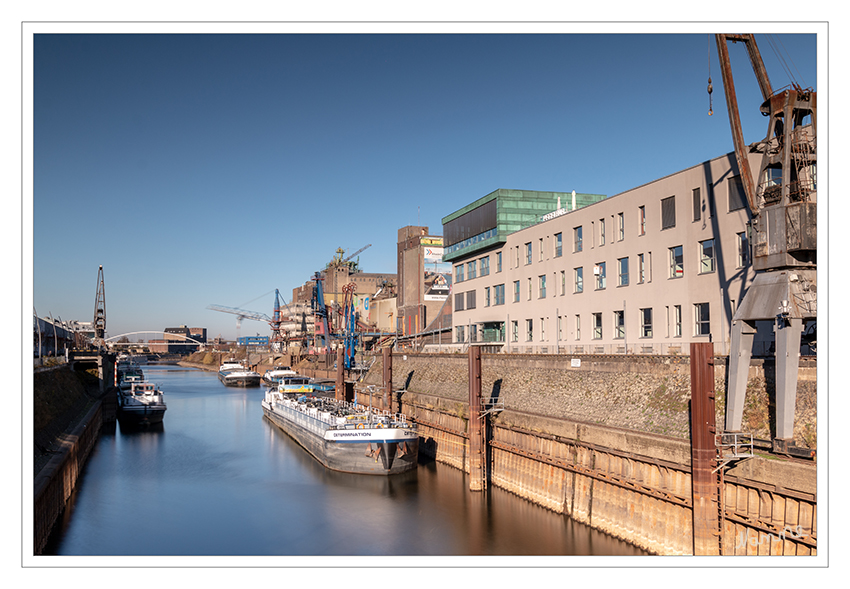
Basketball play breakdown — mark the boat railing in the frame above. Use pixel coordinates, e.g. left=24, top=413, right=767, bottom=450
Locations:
left=268, top=391, right=414, bottom=430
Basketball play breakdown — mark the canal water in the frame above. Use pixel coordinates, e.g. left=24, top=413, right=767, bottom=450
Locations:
left=44, top=365, right=647, bottom=559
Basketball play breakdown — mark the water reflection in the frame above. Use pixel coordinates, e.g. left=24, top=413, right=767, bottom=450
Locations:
left=45, top=365, right=646, bottom=557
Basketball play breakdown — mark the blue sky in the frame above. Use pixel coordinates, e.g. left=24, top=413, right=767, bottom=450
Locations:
left=29, top=27, right=819, bottom=341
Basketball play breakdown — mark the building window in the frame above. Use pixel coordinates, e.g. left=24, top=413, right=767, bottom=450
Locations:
left=527, top=277, right=532, bottom=300
left=525, top=242, right=532, bottom=265
left=618, top=257, right=629, bottom=286
left=540, top=317, right=546, bottom=341
left=558, top=316, right=563, bottom=341
left=456, top=325, right=465, bottom=343
left=494, top=284, right=505, bottom=306
left=515, top=246, right=520, bottom=268
left=592, top=313, right=602, bottom=340
left=595, top=262, right=606, bottom=290
left=728, top=175, right=747, bottom=212
left=539, top=238, right=544, bottom=261
left=575, top=314, right=581, bottom=340
left=466, top=290, right=476, bottom=310
left=574, top=267, right=584, bottom=293
left=454, top=292, right=465, bottom=311
left=695, top=303, right=710, bottom=336
left=674, top=305, right=682, bottom=337
left=661, top=196, right=676, bottom=230
left=640, top=308, right=653, bottom=338
left=574, top=226, right=583, bottom=252
left=467, top=260, right=477, bottom=280
left=669, top=245, right=683, bottom=278
left=538, top=275, right=547, bottom=298
left=599, top=218, right=606, bottom=245
left=638, top=253, right=645, bottom=284
left=737, top=232, right=749, bottom=268
left=693, top=187, right=701, bottom=222
left=480, top=256, right=490, bottom=277
left=555, top=232, right=563, bottom=257
left=560, top=270, right=566, bottom=295
left=496, top=251, right=503, bottom=273
left=484, top=286, right=491, bottom=307
left=617, top=212, right=624, bottom=241
left=614, top=310, right=625, bottom=339
left=638, top=205, right=646, bottom=236
left=513, top=280, right=520, bottom=303
left=470, top=324, right=478, bottom=344
left=511, top=320, right=518, bottom=342
left=699, top=239, right=716, bottom=274
left=455, top=264, right=464, bottom=283
left=526, top=319, right=534, bottom=342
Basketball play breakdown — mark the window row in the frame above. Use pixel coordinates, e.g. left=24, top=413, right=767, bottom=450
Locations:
left=502, top=234, right=749, bottom=301
left=454, top=303, right=712, bottom=343
left=455, top=252, right=503, bottom=283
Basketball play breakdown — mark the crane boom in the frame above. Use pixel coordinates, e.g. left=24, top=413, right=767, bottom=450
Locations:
left=342, top=243, right=371, bottom=263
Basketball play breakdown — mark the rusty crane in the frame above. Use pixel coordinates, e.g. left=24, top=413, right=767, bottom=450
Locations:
left=714, top=34, right=817, bottom=454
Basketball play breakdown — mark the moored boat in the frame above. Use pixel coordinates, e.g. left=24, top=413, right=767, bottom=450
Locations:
left=117, top=381, right=167, bottom=425
left=262, top=366, right=297, bottom=386
left=261, top=390, right=419, bottom=475
left=218, top=360, right=261, bottom=387
left=277, top=374, right=314, bottom=393
left=117, top=361, right=146, bottom=392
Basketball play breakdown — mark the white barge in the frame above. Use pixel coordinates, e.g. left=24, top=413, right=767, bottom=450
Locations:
left=262, top=390, right=419, bottom=475
left=218, top=360, right=261, bottom=387
left=117, top=381, right=167, bottom=425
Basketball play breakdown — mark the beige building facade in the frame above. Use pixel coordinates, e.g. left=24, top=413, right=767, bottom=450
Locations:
left=447, top=151, right=768, bottom=356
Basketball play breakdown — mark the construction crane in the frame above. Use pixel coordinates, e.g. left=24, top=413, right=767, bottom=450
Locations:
left=207, top=289, right=295, bottom=349
left=92, top=265, right=106, bottom=348
left=714, top=34, right=816, bottom=455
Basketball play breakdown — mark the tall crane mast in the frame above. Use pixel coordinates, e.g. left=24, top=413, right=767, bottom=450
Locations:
left=715, top=34, right=817, bottom=454
left=93, top=265, right=106, bottom=348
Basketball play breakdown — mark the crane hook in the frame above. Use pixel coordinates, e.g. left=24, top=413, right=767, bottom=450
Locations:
left=707, top=75, right=713, bottom=116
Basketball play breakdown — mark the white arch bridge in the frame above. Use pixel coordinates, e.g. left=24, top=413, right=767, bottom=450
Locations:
left=105, top=331, right=206, bottom=347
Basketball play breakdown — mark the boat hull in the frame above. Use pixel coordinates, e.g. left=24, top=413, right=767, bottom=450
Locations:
left=262, top=401, right=418, bottom=476
left=218, top=372, right=261, bottom=387
left=117, top=404, right=166, bottom=425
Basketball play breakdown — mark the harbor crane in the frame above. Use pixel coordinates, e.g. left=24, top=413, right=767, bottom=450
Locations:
left=714, top=34, right=816, bottom=455
left=207, top=289, right=296, bottom=350
left=92, top=265, right=106, bottom=348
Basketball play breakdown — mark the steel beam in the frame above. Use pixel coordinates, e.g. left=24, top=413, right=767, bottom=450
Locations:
left=468, top=346, right=485, bottom=491
left=725, top=319, right=757, bottom=432
left=382, top=347, right=392, bottom=413
left=690, top=342, right=721, bottom=555
left=775, top=317, right=804, bottom=442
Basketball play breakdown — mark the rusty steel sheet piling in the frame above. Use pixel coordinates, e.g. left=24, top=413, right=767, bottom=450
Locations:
left=468, top=346, right=485, bottom=491
left=690, top=342, right=721, bottom=555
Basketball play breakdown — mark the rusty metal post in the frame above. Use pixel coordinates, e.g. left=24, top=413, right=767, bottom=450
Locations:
left=468, top=345, right=485, bottom=492
left=382, top=347, right=392, bottom=413
left=335, top=347, right=344, bottom=401
left=690, top=342, right=721, bottom=555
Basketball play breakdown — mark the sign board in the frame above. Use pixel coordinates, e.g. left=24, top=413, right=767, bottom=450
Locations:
left=571, top=358, right=581, bottom=368
left=424, top=246, right=444, bottom=264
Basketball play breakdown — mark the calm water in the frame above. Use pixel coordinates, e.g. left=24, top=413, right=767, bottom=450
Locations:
left=44, top=365, right=646, bottom=558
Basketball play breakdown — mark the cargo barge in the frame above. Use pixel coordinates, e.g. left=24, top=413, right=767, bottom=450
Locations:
left=117, top=381, right=167, bottom=425
left=261, top=389, right=419, bottom=475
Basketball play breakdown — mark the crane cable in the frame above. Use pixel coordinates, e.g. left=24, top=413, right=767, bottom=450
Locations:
left=707, top=34, right=714, bottom=116
left=764, top=33, right=808, bottom=90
